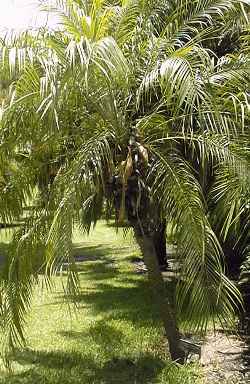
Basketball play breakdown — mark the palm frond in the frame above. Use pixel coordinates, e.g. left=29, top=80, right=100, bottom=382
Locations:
left=149, top=149, right=242, bottom=330
left=209, top=159, right=250, bottom=242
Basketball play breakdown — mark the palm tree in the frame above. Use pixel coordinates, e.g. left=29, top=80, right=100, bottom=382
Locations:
left=0, top=0, right=249, bottom=363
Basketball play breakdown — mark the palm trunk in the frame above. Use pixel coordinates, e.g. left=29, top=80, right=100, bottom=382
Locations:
left=134, top=230, right=185, bottom=363
left=153, top=219, right=168, bottom=269
left=113, top=131, right=185, bottom=362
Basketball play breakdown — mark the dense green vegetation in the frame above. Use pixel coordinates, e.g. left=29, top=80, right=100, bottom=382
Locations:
left=0, top=222, right=201, bottom=383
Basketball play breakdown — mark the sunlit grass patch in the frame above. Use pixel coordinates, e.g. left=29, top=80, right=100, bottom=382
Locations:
left=0, top=222, right=201, bottom=383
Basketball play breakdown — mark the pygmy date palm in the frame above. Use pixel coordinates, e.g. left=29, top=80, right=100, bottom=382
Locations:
left=0, top=0, right=249, bottom=363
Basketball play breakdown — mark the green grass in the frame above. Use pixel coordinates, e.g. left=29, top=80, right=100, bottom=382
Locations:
left=0, top=222, right=202, bottom=384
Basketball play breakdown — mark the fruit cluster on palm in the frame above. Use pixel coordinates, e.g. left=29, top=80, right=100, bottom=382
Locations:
left=0, top=0, right=249, bottom=363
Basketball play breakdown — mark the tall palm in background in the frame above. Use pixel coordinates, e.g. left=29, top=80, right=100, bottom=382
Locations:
left=0, top=0, right=249, bottom=363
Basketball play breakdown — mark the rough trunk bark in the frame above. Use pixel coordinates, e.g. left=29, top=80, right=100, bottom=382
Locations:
left=153, top=219, right=168, bottom=269
left=135, top=231, right=185, bottom=363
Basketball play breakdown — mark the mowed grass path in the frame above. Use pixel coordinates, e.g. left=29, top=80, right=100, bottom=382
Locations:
left=0, top=222, right=201, bottom=384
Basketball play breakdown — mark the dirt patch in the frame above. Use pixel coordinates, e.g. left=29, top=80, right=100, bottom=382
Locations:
left=202, top=332, right=250, bottom=383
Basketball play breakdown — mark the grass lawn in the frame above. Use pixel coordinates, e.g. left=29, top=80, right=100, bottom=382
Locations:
left=0, top=222, right=201, bottom=384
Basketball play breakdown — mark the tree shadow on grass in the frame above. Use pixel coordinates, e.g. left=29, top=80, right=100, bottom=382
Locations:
left=72, top=243, right=133, bottom=262
left=50, top=238, right=176, bottom=330
left=3, top=348, right=165, bottom=384
left=76, top=259, right=121, bottom=280
left=55, top=280, right=162, bottom=326
left=57, top=242, right=170, bottom=326
left=73, top=244, right=115, bottom=261
left=54, top=243, right=122, bottom=281
left=70, top=242, right=135, bottom=280
left=59, top=321, right=124, bottom=348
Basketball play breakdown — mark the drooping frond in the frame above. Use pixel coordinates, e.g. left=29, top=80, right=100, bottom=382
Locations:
left=149, top=149, right=242, bottom=330
left=209, top=159, right=250, bottom=242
